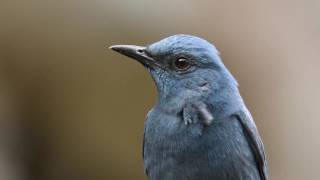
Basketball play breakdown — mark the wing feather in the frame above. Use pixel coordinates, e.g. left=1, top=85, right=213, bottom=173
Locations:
left=234, top=108, right=268, bottom=180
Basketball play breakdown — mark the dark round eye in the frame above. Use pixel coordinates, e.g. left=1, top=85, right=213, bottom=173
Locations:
left=173, top=58, right=191, bottom=71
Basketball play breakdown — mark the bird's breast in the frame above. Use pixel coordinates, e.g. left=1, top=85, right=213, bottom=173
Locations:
left=143, top=112, right=260, bottom=180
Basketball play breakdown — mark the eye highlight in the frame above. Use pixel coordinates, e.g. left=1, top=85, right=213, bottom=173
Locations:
left=173, top=58, right=191, bottom=71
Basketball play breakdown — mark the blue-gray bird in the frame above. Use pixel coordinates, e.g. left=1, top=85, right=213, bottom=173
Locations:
left=110, top=34, right=268, bottom=180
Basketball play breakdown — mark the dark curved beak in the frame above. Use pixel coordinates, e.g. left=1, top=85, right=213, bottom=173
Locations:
left=109, top=45, right=156, bottom=68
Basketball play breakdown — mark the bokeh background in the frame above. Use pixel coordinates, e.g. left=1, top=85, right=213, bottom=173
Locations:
left=0, top=0, right=319, bottom=179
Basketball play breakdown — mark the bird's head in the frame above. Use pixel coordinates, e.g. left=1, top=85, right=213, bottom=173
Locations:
left=110, top=34, right=238, bottom=110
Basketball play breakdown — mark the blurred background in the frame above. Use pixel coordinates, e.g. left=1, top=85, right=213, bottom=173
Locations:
left=0, top=0, right=319, bottom=179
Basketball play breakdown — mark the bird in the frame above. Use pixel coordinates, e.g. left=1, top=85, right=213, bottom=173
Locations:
left=110, top=34, right=268, bottom=180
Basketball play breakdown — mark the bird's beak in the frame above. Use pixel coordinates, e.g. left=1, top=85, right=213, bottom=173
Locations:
left=109, top=45, right=156, bottom=68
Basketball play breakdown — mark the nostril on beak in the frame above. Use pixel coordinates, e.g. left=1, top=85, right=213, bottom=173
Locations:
left=137, top=49, right=144, bottom=54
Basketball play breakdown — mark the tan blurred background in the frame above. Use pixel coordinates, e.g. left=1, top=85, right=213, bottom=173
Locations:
left=0, top=0, right=319, bottom=179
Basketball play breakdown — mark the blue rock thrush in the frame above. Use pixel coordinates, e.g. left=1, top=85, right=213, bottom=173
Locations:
left=110, top=34, right=268, bottom=180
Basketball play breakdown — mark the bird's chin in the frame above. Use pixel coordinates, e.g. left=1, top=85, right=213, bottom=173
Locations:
left=147, top=67, right=157, bottom=79
left=146, top=67, right=152, bottom=73
left=147, top=67, right=160, bottom=83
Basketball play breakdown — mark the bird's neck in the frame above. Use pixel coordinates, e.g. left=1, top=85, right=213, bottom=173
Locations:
left=155, top=84, right=244, bottom=120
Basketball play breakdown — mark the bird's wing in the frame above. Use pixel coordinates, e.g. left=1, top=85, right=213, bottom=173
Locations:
left=142, top=128, right=148, bottom=176
left=142, top=110, right=152, bottom=176
left=234, top=108, right=268, bottom=180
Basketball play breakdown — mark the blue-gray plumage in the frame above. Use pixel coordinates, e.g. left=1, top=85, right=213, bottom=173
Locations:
left=110, top=34, right=268, bottom=180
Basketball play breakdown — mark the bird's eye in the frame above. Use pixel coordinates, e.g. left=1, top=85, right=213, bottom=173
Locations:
left=173, top=58, right=191, bottom=71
